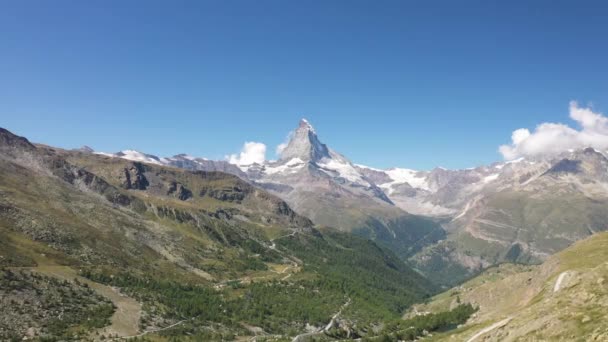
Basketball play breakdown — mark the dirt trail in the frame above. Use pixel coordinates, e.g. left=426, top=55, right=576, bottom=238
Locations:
left=291, top=298, right=351, bottom=342
left=110, top=320, right=187, bottom=340
left=466, top=317, right=512, bottom=342
left=30, top=265, right=142, bottom=339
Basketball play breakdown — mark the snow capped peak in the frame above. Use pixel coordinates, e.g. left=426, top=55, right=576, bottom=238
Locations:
left=299, top=118, right=315, bottom=132
left=171, top=153, right=209, bottom=161
left=111, top=150, right=164, bottom=165
left=279, top=119, right=330, bottom=162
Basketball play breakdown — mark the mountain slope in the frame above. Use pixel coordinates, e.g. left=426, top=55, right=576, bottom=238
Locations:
left=104, top=120, right=445, bottom=264
left=90, top=121, right=608, bottom=289
left=404, top=149, right=608, bottom=285
left=407, top=231, right=608, bottom=341
left=247, top=120, right=446, bottom=260
left=0, top=127, right=434, bottom=340
left=87, top=121, right=608, bottom=288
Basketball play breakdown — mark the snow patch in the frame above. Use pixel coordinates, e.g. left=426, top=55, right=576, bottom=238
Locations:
left=264, top=158, right=306, bottom=175
left=116, top=150, right=164, bottom=165
left=506, top=157, right=525, bottom=164
left=354, top=164, right=382, bottom=172
left=553, top=271, right=569, bottom=292
left=317, top=158, right=369, bottom=185
left=382, top=168, right=430, bottom=191
left=94, top=152, right=115, bottom=157
left=483, top=173, right=499, bottom=183
left=300, top=118, right=316, bottom=133
left=97, top=150, right=165, bottom=165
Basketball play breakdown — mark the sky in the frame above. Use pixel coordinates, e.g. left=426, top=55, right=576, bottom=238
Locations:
left=1, top=1, right=608, bottom=170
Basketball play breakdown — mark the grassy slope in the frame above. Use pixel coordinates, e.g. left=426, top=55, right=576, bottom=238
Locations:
left=0, top=269, right=115, bottom=341
left=410, top=232, right=608, bottom=341
left=0, top=131, right=435, bottom=340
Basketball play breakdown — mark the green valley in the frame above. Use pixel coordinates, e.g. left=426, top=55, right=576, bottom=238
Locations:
left=0, top=128, right=435, bottom=341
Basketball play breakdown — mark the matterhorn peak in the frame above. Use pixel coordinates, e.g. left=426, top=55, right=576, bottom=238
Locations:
left=299, top=118, right=315, bottom=132
left=279, top=119, right=330, bottom=162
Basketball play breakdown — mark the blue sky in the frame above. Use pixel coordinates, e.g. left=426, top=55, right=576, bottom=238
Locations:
left=1, top=1, right=607, bottom=169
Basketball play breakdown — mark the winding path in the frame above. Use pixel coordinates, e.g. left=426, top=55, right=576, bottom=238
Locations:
left=110, top=320, right=187, bottom=340
left=26, top=265, right=142, bottom=339
left=466, top=317, right=512, bottom=342
left=291, top=298, right=351, bottom=342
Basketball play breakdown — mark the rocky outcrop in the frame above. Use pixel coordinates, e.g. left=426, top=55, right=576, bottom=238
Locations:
left=121, top=163, right=149, bottom=190
left=0, top=127, right=36, bottom=151
left=153, top=205, right=198, bottom=224
left=544, top=159, right=582, bottom=174
left=167, top=181, right=193, bottom=201
left=279, top=119, right=330, bottom=162
left=75, top=145, right=94, bottom=153
left=44, top=155, right=134, bottom=207
left=200, top=185, right=247, bottom=202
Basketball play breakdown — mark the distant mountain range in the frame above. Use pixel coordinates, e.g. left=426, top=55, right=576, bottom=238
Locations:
left=88, top=119, right=608, bottom=285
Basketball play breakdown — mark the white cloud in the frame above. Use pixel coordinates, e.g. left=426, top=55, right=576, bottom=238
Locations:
left=275, top=130, right=294, bottom=157
left=276, top=142, right=288, bottom=155
left=499, top=101, right=608, bottom=160
left=227, top=142, right=266, bottom=165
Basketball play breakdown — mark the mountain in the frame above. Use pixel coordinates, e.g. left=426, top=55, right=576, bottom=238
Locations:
left=4, top=121, right=608, bottom=339
left=93, top=149, right=165, bottom=165
left=164, top=153, right=249, bottom=179
left=241, top=119, right=445, bottom=260
left=372, top=149, right=608, bottom=285
left=0, top=127, right=434, bottom=340
left=89, top=120, right=608, bottom=287
left=403, top=231, right=608, bottom=341
left=251, top=140, right=608, bottom=287
left=95, top=120, right=445, bottom=262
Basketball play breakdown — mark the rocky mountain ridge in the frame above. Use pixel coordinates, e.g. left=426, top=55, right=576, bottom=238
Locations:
left=89, top=120, right=446, bottom=264
left=80, top=120, right=608, bottom=285
left=0, top=126, right=435, bottom=340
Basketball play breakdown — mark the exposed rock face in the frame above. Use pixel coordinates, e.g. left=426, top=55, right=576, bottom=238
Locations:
left=76, top=145, right=94, bottom=153
left=545, top=159, right=582, bottom=174
left=200, top=185, right=246, bottom=202
left=73, top=168, right=133, bottom=206
left=279, top=119, right=330, bottom=162
left=0, top=128, right=36, bottom=151
left=89, top=121, right=442, bottom=266
left=393, top=149, right=608, bottom=285
left=121, top=163, right=149, bottom=190
left=0, top=127, right=317, bottom=278
left=167, top=181, right=192, bottom=201
left=219, top=120, right=444, bottom=258
left=356, top=166, right=392, bottom=185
